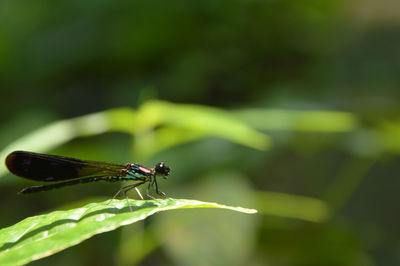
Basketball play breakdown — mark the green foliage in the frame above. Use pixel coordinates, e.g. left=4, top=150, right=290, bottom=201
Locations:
left=0, top=101, right=270, bottom=176
left=0, top=198, right=256, bottom=266
left=234, top=109, right=358, bottom=132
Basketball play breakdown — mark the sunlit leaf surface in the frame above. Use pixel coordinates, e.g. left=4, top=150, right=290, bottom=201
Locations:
left=0, top=198, right=256, bottom=266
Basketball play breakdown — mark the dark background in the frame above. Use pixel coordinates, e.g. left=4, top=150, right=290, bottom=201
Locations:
left=1, top=0, right=400, bottom=265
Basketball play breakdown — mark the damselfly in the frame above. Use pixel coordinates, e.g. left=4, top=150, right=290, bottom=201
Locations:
left=5, top=151, right=170, bottom=202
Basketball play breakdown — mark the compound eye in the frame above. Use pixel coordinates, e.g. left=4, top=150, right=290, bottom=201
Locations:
left=155, top=162, right=170, bottom=178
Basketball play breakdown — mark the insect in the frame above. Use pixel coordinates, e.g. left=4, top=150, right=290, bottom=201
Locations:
left=5, top=151, right=170, bottom=203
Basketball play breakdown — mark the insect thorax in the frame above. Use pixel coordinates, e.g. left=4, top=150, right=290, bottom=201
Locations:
left=124, top=163, right=152, bottom=180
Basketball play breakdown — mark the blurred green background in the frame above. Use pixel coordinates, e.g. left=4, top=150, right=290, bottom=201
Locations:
left=1, top=0, right=399, bottom=265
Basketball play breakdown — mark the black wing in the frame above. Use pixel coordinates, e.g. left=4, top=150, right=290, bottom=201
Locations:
left=5, top=151, right=125, bottom=182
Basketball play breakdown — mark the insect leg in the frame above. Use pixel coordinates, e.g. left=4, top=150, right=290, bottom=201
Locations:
left=146, top=181, right=157, bottom=200
left=153, top=178, right=166, bottom=197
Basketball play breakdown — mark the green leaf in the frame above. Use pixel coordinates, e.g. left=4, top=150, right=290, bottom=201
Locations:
left=234, top=109, right=357, bottom=132
left=0, top=198, right=256, bottom=266
left=134, top=101, right=271, bottom=153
